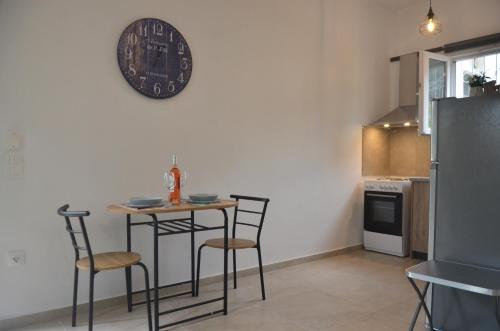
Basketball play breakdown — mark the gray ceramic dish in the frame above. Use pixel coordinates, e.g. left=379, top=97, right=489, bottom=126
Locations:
left=188, top=194, right=218, bottom=202
left=129, top=197, right=164, bottom=206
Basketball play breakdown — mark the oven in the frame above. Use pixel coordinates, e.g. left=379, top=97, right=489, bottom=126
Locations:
left=364, top=191, right=403, bottom=236
left=363, top=179, right=411, bottom=257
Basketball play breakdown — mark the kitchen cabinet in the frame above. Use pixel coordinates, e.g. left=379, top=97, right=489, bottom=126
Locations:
left=410, top=180, right=430, bottom=259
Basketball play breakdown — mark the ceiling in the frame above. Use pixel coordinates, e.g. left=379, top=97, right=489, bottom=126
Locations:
left=372, top=0, right=419, bottom=9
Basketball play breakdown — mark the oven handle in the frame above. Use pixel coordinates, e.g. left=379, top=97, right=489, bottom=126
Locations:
left=366, top=193, right=398, bottom=199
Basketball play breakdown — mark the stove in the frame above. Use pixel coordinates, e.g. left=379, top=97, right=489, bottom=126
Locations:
left=363, top=178, right=411, bottom=257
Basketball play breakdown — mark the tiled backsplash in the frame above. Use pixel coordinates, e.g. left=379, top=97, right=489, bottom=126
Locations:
left=362, top=127, right=430, bottom=177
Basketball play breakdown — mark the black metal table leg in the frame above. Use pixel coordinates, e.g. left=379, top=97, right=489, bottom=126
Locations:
left=127, top=207, right=233, bottom=330
left=221, top=208, right=229, bottom=315
left=191, top=211, right=195, bottom=297
left=408, top=277, right=434, bottom=331
left=125, top=214, right=132, bottom=312
left=152, top=214, right=160, bottom=331
left=495, top=297, right=500, bottom=328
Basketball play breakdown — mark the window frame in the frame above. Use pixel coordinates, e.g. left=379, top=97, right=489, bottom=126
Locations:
left=450, top=46, right=500, bottom=98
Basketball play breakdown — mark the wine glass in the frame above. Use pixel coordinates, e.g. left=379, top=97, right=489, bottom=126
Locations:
left=180, top=170, right=188, bottom=200
left=163, top=170, right=188, bottom=199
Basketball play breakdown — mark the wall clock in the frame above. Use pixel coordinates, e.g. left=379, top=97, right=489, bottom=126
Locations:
left=117, top=18, right=192, bottom=99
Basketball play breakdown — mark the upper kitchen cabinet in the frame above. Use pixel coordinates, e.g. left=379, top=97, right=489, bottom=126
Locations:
left=418, top=51, right=451, bottom=135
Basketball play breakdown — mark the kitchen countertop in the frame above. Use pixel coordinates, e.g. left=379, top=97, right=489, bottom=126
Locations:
left=409, top=177, right=430, bottom=182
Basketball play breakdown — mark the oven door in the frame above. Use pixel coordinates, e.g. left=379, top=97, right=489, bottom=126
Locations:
left=364, top=191, right=403, bottom=236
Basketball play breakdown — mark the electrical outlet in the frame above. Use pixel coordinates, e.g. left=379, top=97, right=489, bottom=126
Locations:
left=7, top=250, right=25, bottom=266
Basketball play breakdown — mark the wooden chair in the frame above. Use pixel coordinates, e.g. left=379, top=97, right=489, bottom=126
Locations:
left=58, top=205, right=152, bottom=331
left=196, top=195, right=270, bottom=300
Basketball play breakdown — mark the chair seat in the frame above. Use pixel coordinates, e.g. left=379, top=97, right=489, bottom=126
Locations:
left=76, top=252, right=141, bottom=271
left=205, top=238, right=256, bottom=249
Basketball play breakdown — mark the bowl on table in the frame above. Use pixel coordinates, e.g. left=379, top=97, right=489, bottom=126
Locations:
left=188, top=194, right=218, bottom=204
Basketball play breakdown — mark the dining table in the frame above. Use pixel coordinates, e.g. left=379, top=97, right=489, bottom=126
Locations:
left=107, top=199, right=239, bottom=331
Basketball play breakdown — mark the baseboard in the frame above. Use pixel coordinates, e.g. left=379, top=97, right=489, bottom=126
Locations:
left=0, top=244, right=362, bottom=330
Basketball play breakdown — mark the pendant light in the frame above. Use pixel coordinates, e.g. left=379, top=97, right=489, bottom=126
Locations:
left=419, top=0, right=442, bottom=36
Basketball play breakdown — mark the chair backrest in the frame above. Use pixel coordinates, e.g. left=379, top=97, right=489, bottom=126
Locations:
left=57, top=204, right=94, bottom=270
left=230, top=195, right=270, bottom=246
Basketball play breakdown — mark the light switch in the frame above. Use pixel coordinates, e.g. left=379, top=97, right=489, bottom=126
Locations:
left=8, top=133, right=22, bottom=151
left=8, top=151, right=24, bottom=177
left=6, top=132, right=24, bottom=177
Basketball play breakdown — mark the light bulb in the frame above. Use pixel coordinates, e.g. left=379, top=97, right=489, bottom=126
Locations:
left=419, top=1, right=442, bottom=36
left=404, top=122, right=411, bottom=127
left=426, top=19, right=435, bottom=32
left=383, top=123, right=390, bottom=128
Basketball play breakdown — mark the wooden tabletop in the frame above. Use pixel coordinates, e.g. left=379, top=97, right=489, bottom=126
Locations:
left=107, top=200, right=238, bottom=215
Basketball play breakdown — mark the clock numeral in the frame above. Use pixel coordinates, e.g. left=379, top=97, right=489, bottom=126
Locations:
left=127, top=32, right=138, bottom=45
left=168, top=81, right=175, bottom=93
left=169, top=31, right=174, bottom=43
left=178, top=42, right=185, bottom=55
left=125, top=47, right=133, bottom=59
left=139, top=24, right=148, bottom=37
left=153, top=23, right=163, bottom=36
left=180, top=58, right=189, bottom=70
left=154, top=82, right=161, bottom=95
left=128, top=63, right=136, bottom=77
left=177, top=72, right=185, bottom=84
left=139, top=76, right=147, bottom=89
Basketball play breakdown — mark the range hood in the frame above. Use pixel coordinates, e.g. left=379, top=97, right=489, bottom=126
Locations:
left=369, top=53, right=419, bottom=127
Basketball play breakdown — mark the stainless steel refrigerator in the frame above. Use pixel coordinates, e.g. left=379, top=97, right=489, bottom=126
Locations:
left=429, top=95, right=500, bottom=330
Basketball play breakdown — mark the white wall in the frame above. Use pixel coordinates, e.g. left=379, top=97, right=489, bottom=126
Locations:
left=0, top=0, right=391, bottom=319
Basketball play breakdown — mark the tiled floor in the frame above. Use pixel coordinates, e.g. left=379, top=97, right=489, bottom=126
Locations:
left=11, top=250, right=427, bottom=331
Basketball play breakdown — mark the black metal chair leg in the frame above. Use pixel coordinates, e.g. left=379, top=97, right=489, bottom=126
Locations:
left=125, top=267, right=132, bottom=312
left=88, top=272, right=95, bottom=331
left=233, top=249, right=237, bottom=289
left=196, top=244, right=206, bottom=296
left=257, top=246, right=266, bottom=300
left=136, top=262, right=153, bottom=331
left=72, top=267, right=79, bottom=327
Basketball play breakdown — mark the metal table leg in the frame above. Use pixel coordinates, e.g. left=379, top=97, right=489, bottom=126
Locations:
left=125, top=214, right=132, bottom=312
left=495, top=297, right=500, bottom=328
left=129, top=209, right=230, bottom=330
left=152, top=214, right=160, bottom=331
left=408, top=277, right=434, bottom=331
left=221, top=208, right=228, bottom=315
left=191, top=211, right=195, bottom=297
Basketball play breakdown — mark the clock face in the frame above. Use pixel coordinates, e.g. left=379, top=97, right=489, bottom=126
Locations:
left=117, top=18, right=192, bottom=99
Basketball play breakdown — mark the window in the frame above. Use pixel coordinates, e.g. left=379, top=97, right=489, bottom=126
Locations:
left=455, top=52, right=500, bottom=98
left=419, top=51, right=450, bottom=135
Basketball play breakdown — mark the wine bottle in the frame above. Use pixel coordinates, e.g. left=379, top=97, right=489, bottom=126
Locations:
left=168, top=154, right=181, bottom=205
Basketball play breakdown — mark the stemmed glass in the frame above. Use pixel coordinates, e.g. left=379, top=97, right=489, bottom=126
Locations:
left=163, top=170, right=188, bottom=200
